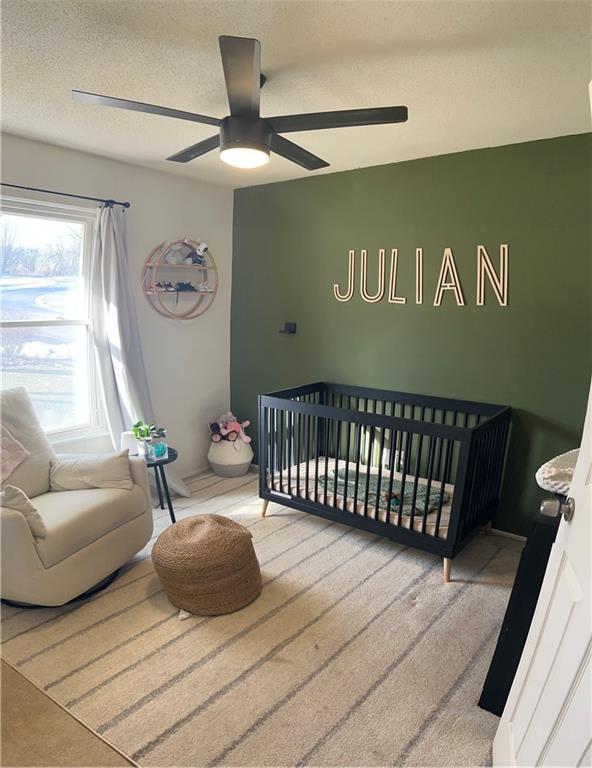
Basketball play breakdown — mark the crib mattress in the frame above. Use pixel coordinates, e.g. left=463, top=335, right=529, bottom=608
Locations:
left=267, top=457, right=454, bottom=540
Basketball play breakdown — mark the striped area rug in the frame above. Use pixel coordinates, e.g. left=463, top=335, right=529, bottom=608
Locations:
left=1, top=472, right=521, bottom=767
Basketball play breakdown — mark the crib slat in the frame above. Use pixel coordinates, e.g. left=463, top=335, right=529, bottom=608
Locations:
left=422, top=434, right=436, bottom=534
left=305, top=402, right=311, bottom=499
left=385, top=419, right=398, bottom=525
left=314, top=395, right=320, bottom=502
left=374, top=412, right=387, bottom=520
left=271, top=409, right=275, bottom=488
left=260, top=405, right=267, bottom=491
left=395, top=408, right=405, bottom=472
left=444, top=435, right=455, bottom=488
left=353, top=409, right=362, bottom=511
left=492, top=421, right=507, bottom=508
left=343, top=396, right=353, bottom=510
left=396, top=430, right=412, bottom=527
left=434, top=427, right=445, bottom=488
left=386, top=402, right=398, bottom=524
left=323, top=416, right=330, bottom=506
left=434, top=409, right=446, bottom=478
left=295, top=408, right=302, bottom=497
left=434, top=438, right=452, bottom=538
left=363, top=425, right=375, bottom=517
left=333, top=396, right=343, bottom=506
left=409, top=423, right=424, bottom=532
left=278, top=410, right=284, bottom=491
left=287, top=410, right=292, bottom=495
left=480, top=428, right=495, bottom=513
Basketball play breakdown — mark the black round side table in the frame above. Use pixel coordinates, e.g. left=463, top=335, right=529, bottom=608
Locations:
left=146, top=447, right=178, bottom=523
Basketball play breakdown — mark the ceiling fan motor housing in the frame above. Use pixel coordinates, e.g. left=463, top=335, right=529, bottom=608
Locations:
left=220, top=116, right=272, bottom=156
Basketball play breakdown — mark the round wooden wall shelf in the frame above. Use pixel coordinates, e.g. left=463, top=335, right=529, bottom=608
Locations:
left=142, top=238, right=218, bottom=320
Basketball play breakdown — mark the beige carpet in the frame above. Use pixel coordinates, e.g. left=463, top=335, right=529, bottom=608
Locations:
left=0, top=472, right=522, bottom=767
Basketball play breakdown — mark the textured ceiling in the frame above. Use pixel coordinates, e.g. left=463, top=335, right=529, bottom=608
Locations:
left=1, top=0, right=591, bottom=188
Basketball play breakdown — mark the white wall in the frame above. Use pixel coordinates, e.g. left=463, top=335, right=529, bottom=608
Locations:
left=1, top=133, right=234, bottom=480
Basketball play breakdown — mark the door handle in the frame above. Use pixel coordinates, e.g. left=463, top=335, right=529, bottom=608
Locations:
left=540, top=497, right=575, bottom=522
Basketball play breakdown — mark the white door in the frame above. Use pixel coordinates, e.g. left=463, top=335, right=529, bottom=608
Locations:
left=493, top=379, right=592, bottom=767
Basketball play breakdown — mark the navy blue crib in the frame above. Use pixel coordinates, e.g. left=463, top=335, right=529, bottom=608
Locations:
left=258, top=382, right=511, bottom=582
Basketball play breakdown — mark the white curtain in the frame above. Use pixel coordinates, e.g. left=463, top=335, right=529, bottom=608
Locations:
left=91, top=205, right=190, bottom=497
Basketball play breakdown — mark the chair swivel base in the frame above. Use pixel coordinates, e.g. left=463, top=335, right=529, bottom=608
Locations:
left=0, top=569, right=120, bottom=608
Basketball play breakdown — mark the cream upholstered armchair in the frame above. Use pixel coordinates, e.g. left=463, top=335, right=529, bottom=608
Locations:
left=0, top=388, right=153, bottom=606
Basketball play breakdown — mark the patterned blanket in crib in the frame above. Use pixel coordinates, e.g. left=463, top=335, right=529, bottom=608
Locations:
left=321, top=467, right=450, bottom=516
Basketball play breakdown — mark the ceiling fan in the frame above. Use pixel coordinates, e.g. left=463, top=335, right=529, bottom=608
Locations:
left=73, top=35, right=408, bottom=171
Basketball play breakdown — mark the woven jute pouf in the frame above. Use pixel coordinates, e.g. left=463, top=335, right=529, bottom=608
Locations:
left=151, top=514, right=261, bottom=616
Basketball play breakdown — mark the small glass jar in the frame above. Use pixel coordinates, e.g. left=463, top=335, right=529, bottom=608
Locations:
left=146, top=439, right=168, bottom=461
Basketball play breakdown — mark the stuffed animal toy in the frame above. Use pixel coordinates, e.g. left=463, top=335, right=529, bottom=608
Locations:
left=209, top=422, right=222, bottom=443
left=164, top=243, right=187, bottom=265
left=184, top=247, right=207, bottom=266
left=210, top=412, right=252, bottom=443
left=220, top=419, right=251, bottom=443
left=239, top=420, right=252, bottom=443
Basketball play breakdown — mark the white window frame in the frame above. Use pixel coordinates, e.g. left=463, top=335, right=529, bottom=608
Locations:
left=0, top=195, right=107, bottom=442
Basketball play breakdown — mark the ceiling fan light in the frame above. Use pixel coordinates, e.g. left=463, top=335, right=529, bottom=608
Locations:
left=220, top=146, right=270, bottom=168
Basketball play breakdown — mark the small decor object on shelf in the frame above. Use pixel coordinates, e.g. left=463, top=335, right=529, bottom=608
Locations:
left=142, top=237, right=218, bottom=320
left=184, top=242, right=208, bottom=265
left=208, top=412, right=253, bottom=477
left=155, top=281, right=176, bottom=292
left=175, top=281, right=198, bottom=292
left=132, top=420, right=169, bottom=461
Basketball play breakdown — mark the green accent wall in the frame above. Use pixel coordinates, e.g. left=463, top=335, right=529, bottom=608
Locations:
left=231, top=133, right=592, bottom=536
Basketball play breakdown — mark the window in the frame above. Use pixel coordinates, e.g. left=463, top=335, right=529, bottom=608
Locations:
left=0, top=197, right=103, bottom=438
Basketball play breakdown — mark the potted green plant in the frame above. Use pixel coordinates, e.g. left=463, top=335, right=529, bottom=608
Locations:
left=132, top=420, right=168, bottom=461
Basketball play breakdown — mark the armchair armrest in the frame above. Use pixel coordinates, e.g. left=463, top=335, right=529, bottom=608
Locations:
left=129, top=456, right=151, bottom=509
left=0, top=506, right=45, bottom=577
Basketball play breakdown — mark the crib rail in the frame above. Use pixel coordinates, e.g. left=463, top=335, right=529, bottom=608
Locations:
left=258, top=382, right=510, bottom=557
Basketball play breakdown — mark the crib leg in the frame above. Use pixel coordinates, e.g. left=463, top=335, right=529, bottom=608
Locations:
left=483, top=520, right=492, bottom=533
left=443, top=557, right=452, bottom=584
left=261, top=499, right=270, bottom=518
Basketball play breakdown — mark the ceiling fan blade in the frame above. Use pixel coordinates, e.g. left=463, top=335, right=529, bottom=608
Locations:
left=270, top=134, right=329, bottom=171
left=218, top=36, right=261, bottom=117
left=268, top=106, right=408, bottom=133
left=167, top=134, right=220, bottom=163
left=72, top=90, right=220, bottom=127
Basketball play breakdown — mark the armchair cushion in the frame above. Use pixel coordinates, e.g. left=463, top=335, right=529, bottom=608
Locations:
left=0, top=485, right=46, bottom=538
left=50, top=450, right=134, bottom=492
left=0, top=387, right=56, bottom=498
left=33, top=485, right=147, bottom=568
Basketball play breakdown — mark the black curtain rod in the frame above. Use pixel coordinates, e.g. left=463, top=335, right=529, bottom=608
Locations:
left=0, top=182, right=131, bottom=209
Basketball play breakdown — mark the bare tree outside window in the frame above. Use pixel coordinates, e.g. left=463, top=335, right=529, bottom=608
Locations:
left=0, top=208, right=96, bottom=433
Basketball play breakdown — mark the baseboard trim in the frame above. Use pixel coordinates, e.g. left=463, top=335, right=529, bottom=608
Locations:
left=182, top=465, right=212, bottom=484
left=490, top=527, right=527, bottom=542
left=184, top=463, right=258, bottom=484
